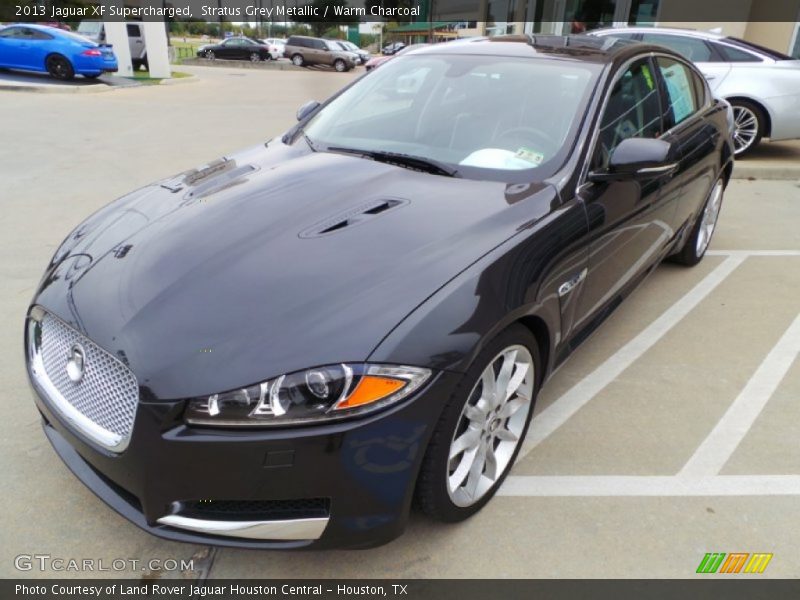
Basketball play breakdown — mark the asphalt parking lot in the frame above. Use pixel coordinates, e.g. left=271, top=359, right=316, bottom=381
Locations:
left=1, top=65, right=799, bottom=579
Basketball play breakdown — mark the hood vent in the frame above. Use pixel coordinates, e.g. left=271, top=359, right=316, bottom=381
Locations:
left=300, top=198, right=408, bottom=239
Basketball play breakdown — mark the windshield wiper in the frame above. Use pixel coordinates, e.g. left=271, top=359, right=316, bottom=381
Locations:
left=327, top=146, right=459, bottom=177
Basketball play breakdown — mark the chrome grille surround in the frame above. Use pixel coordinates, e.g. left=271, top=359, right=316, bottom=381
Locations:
left=27, top=309, right=139, bottom=452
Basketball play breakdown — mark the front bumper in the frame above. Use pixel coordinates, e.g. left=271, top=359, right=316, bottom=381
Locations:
left=30, top=367, right=458, bottom=549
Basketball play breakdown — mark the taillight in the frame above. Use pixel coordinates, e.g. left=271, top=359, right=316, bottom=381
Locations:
left=81, top=49, right=102, bottom=57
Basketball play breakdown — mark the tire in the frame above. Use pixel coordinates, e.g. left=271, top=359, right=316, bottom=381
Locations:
left=672, top=178, right=725, bottom=266
left=291, top=54, right=304, bottom=67
left=415, top=324, right=541, bottom=522
left=206, top=51, right=215, bottom=61
left=333, top=59, right=346, bottom=72
left=730, top=99, right=764, bottom=156
left=249, top=52, right=261, bottom=63
left=46, top=54, right=74, bottom=80
left=142, top=55, right=148, bottom=71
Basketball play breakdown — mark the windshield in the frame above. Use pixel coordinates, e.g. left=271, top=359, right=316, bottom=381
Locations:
left=302, top=54, right=598, bottom=181
left=77, top=21, right=101, bottom=34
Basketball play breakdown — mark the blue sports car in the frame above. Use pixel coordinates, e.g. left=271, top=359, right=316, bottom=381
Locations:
left=0, top=24, right=117, bottom=80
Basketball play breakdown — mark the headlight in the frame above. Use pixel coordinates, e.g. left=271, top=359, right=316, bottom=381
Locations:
left=185, top=364, right=431, bottom=427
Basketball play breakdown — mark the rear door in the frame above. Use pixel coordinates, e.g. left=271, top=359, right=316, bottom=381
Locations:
left=654, top=55, right=721, bottom=236
left=572, top=56, right=679, bottom=335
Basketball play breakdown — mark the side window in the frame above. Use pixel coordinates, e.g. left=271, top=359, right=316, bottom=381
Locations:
left=715, top=43, right=762, bottom=62
left=29, top=30, right=53, bottom=40
left=594, top=58, right=662, bottom=170
left=313, top=39, right=327, bottom=50
left=656, top=57, right=699, bottom=127
left=641, top=33, right=715, bottom=62
left=126, top=24, right=141, bottom=38
left=0, top=27, right=21, bottom=38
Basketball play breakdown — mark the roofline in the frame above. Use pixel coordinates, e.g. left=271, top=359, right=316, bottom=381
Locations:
left=589, top=26, right=725, bottom=41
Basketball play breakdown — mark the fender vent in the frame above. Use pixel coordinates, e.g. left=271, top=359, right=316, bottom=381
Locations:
left=299, top=198, right=408, bottom=238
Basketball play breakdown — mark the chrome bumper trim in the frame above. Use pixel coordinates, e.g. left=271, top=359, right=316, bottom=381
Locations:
left=156, top=514, right=329, bottom=541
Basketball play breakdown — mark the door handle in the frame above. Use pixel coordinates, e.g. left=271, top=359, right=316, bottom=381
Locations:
left=558, top=268, right=587, bottom=298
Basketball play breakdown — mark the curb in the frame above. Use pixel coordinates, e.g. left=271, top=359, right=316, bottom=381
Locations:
left=732, top=165, right=800, bottom=181
left=180, top=58, right=306, bottom=71
left=0, top=82, right=118, bottom=94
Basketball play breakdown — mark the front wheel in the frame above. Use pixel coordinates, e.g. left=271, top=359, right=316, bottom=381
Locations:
left=415, top=324, right=540, bottom=521
left=205, top=50, right=215, bottom=60
left=46, top=54, right=74, bottom=80
left=249, top=52, right=261, bottom=63
left=672, top=178, right=725, bottom=266
left=333, top=59, right=347, bottom=72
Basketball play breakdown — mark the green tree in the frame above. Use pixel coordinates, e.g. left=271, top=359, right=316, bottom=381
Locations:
left=293, top=0, right=357, bottom=37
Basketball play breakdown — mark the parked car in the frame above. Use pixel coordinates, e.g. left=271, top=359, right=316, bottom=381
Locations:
left=197, top=37, right=275, bottom=62
left=255, top=39, right=283, bottom=61
left=283, top=35, right=358, bottom=71
left=382, top=41, right=406, bottom=55
left=366, top=43, right=428, bottom=71
left=332, top=39, right=370, bottom=64
left=587, top=27, right=800, bottom=155
left=76, top=20, right=148, bottom=71
left=0, top=24, right=117, bottom=80
left=26, top=35, right=732, bottom=549
left=262, top=37, right=287, bottom=53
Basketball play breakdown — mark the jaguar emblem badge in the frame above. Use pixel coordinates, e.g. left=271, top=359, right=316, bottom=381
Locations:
left=66, top=343, right=86, bottom=383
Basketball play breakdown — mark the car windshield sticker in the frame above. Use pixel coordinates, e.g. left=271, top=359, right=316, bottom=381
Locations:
left=459, top=148, right=539, bottom=170
left=662, top=63, right=694, bottom=123
left=514, top=147, right=545, bottom=165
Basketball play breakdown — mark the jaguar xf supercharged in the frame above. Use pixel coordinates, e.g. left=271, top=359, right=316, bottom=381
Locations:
left=25, top=36, right=733, bottom=548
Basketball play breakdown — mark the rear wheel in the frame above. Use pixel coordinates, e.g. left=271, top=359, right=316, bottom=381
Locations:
left=416, top=324, right=540, bottom=521
left=672, top=178, right=724, bottom=267
left=46, top=54, right=74, bottom=80
left=291, top=54, right=305, bottom=67
left=730, top=100, right=764, bottom=156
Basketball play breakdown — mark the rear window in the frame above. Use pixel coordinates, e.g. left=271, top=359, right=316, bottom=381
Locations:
left=724, top=37, right=792, bottom=60
left=641, top=33, right=713, bottom=62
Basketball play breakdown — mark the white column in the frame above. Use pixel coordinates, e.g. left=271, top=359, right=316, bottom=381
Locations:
left=142, top=21, right=172, bottom=79
left=103, top=21, right=133, bottom=77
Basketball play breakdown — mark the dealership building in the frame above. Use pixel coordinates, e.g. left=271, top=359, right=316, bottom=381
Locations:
left=414, top=0, right=800, bottom=57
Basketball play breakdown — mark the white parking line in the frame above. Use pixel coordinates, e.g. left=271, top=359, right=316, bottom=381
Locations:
left=499, top=475, right=800, bottom=497
left=679, top=313, right=800, bottom=477
left=516, top=255, right=746, bottom=461
left=707, top=250, right=800, bottom=257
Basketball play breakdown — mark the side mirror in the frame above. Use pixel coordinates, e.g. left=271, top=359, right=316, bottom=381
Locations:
left=588, top=137, right=677, bottom=183
left=296, top=100, right=320, bottom=122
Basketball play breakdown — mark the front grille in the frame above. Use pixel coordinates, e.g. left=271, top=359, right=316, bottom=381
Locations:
left=180, top=498, right=330, bottom=521
left=35, top=313, right=139, bottom=451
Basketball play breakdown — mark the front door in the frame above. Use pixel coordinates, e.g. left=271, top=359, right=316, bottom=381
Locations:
left=571, top=57, right=678, bottom=335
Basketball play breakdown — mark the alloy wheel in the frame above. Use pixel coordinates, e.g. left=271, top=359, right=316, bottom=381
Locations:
left=732, top=104, right=759, bottom=155
left=206, top=51, right=215, bottom=60
left=696, top=180, right=724, bottom=257
left=250, top=52, right=260, bottom=62
left=46, top=56, right=72, bottom=80
left=334, top=60, right=346, bottom=72
left=447, top=345, right=534, bottom=507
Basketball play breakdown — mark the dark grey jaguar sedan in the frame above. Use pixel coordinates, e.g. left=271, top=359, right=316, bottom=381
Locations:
left=25, top=35, right=732, bottom=549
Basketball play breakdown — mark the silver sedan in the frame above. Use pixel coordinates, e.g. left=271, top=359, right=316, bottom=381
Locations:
left=588, top=27, right=800, bottom=155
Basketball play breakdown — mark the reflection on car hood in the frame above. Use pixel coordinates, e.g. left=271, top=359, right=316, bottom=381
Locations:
left=33, top=142, right=555, bottom=398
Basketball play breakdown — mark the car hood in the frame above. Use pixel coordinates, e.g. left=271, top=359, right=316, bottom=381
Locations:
left=33, top=142, right=556, bottom=399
